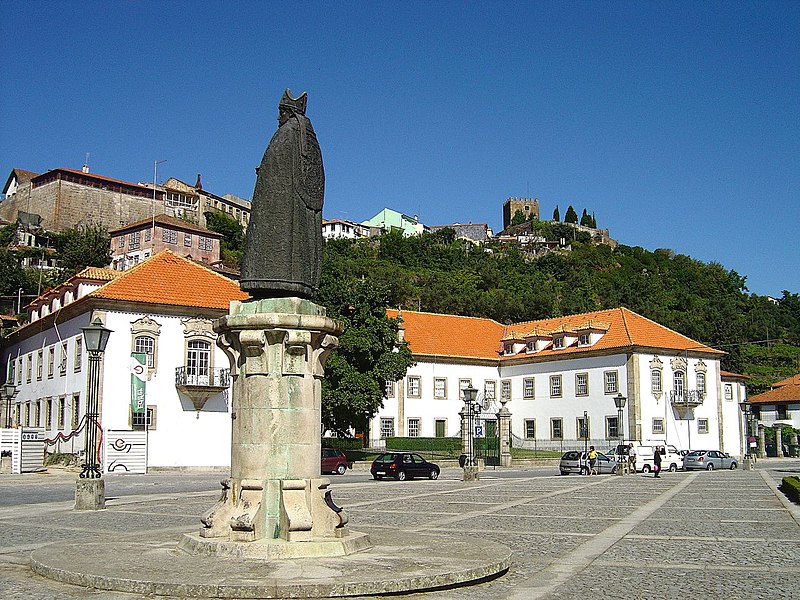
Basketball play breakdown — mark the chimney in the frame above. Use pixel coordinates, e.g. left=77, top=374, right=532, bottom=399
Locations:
left=82, top=163, right=90, bottom=174
left=194, top=174, right=203, bottom=190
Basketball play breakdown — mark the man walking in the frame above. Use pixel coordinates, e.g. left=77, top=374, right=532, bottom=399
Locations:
left=627, top=443, right=637, bottom=474
left=653, top=446, right=662, bottom=478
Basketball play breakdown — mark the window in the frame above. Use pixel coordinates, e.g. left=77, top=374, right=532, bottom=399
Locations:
left=129, top=231, right=140, bottom=250
left=578, top=333, right=590, bottom=346
left=433, top=377, right=447, bottom=399
left=696, top=372, right=706, bottom=398
left=60, top=342, right=68, bottom=375
left=380, top=418, right=395, bottom=439
left=435, top=419, right=446, bottom=437
left=35, top=401, right=41, bottom=427
left=46, top=398, right=52, bottom=428
left=26, top=354, right=32, bottom=382
left=459, top=379, right=472, bottom=395
left=132, top=406, right=157, bottom=430
left=606, top=416, right=619, bottom=439
left=25, top=402, right=30, bottom=426
left=74, top=337, right=82, bottom=371
left=37, top=350, right=43, bottom=380
left=777, top=405, right=788, bottom=420
left=724, top=384, right=733, bottom=401
left=72, top=394, right=81, bottom=428
left=17, top=357, right=22, bottom=384
left=47, top=346, right=55, bottom=378
left=550, top=418, right=563, bottom=440
left=575, top=373, right=588, bottom=396
left=407, top=376, right=421, bottom=398
left=501, top=380, right=511, bottom=400
left=484, top=380, right=496, bottom=401
left=523, top=378, right=535, bottom=399
left=697, top=418, right=709, bottom=434
left=553, top=336, right=564, bottom=349
left=577, top=415, right=589, bottom=439
left=652, top=418, right=664, bottom=435
left=550, top=375, right=562, bottom=398
left=604, top=371, right=618, bottom=394
left=384, top=380, right=395, bottom=398
left=186, top=339, right=211, bottom=384
left=162, top=228, right=178, bottom=244
left=134, top=335, right=156, bottom=368
left=117, top=235, right=125, bottom=248
left=144, top=228, right=151, bottom=242
left=673, top=371, right=685, bottom=395
left=651, top=369, right=662, bottom=393
left=407, top=418, right=420, bottom=437
left=184, top=233, right=192, bottom=247
left=58, top=397, right=65, bottom=429
left=524, top=419, right=536, bottom=439
left=504, top=343, right=513, bottom=355
left=7, top=356, right=15, bottom=384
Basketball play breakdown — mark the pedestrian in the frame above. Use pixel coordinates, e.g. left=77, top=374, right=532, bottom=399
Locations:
left=588, top=445, right=598, bottom=475
left=628, top=443, right=637, bottom=474
left=653, top=445, right=662, bottom=478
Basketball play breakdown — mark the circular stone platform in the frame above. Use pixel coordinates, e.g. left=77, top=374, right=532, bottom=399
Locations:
left=30, top=529, right=511, bottom=598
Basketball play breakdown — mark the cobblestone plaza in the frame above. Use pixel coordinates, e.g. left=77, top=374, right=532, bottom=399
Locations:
left=1, top=460, right=798, bottom=599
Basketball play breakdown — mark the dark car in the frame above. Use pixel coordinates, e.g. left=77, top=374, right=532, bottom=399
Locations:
left=370, top=452, right=440, bottom=481
left=321, top=448, right=351, bottom=475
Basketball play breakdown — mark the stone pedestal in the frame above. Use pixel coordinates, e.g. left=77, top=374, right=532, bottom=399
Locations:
left=497, top=400, right=512, bottom=468
left=463, top=466, right=480, bottom=481
left=75, top=478, right=105, bottom=510
left=758, top=425, right=766, bottom=458
left=775, top=426, right=784, bottom=457
left=187, top=298, right=370, bottom=557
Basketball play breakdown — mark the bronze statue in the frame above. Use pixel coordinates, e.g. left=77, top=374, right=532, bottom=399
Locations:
left=240, top=89, right=324, bottom=299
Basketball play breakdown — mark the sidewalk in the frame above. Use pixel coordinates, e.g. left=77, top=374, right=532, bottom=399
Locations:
left=1, top=460, right=798, bottom=599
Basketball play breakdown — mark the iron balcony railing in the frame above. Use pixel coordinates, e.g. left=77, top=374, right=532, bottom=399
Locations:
left=174, top=366, right=230, bottom=388
left=669, top=390, right=704, bottom=406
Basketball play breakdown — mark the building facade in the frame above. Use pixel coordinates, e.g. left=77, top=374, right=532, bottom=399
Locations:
left=2, top=251, right=248, bottom=468
left=322, top=219, right=371, bottom=240
left=362, top=208, right=426, bottom=237
left=371, top=308, right=746, bottom=458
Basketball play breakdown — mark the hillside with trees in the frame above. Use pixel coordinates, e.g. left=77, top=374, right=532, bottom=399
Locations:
left=323, top=230, right=800, bottom=394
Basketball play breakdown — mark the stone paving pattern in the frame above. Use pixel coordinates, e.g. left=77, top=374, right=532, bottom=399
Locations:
left=1, top=460, right=798, bottom=599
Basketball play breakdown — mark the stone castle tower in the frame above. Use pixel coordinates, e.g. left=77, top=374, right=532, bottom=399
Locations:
left=502, top=197, right=540, bottom=229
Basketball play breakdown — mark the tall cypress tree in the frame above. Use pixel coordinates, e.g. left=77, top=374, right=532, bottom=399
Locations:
left=565, top=205, right=578, bottom=224
left=552, top=205, right=560, bottom=221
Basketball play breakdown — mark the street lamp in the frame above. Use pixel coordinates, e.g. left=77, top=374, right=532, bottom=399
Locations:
left=76, top=317, right=112, bottom=510
left=462, top=385, right=478, bottom=466
left=739, top=400, right=753, bottom=469
left=614, top=393, right=627, bottom=475
left=3, top=382, right=17, bottom=428
left=582, top=410, right=589, bottom=457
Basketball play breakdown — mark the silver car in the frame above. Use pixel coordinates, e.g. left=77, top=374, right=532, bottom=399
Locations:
left=683, top=450, right=738, bottom=471
left=559, top=450, right=619, bottom=475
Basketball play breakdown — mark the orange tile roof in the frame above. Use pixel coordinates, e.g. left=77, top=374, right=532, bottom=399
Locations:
left=91, top=249, right=248, bottom=309
left=720, top=370, right=748, bottom=380
left=388, top=307, right=723, bottom=362
left=748, top=383, right=800, bottom=404
left=773, top=374, right=800, bottom=387
left=76, top=266, right=121, bottom=281
left=387, top=309, right=505, bottom=360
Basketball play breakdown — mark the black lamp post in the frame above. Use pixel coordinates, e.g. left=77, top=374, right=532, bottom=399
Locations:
left=582, top=410, right=589, bottom=457
left=79, top=317, right=112, bottom=480
left=614, top=393, right=627, bottom=475
left=739, top=400, right=751, bottom=463
left=462, top=385, right=478, bottom=467
left=3, top=382, right=17, bottom=428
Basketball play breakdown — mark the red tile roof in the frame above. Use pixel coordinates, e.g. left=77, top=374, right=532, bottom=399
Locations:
left=91, top=250, right=247, bottom=309
left=773, top=374, right=800, bottom=387
left=388, top=307, right=722, bottom=362
left=748, top=383, right=800, bottom=404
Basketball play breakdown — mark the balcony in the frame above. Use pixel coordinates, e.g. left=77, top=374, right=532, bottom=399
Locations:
left=669, top=390, right=704, bottom=408
left=175, top=367, right=230, bottom=411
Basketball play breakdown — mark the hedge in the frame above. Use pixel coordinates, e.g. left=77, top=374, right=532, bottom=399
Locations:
left=385, top=437, right=462, bottom=456
left=780, top=476, right=800, bottom=504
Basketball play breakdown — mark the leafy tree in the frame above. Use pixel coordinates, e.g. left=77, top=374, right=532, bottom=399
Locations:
left=564, top=205, right=578, bottom=224
left=52, top=225, right=111, bottom=278
left=317, top=274, right=414, bottom=436
left=591, top=213, right=597, bottom=228
left=204, top=210, right=245, bottom=269
left=510, top=210, right=528, bottom=226
left=552, top=205, right=560, bottom=221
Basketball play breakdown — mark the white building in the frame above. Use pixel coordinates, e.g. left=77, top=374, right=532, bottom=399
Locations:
left=322, top=219, right=371, bottom=240
left=2, top=250, right=248, bottom=468
left=371, top=308, right=747, bottom=458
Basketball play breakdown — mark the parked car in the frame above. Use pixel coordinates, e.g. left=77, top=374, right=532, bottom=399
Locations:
left=370, top=452, right=440, bottom=481
left=683, top=450, right=738, bottom=471
left=321, top=448, right=351, bottom=475
left=559, top=450, right=619, bottom=475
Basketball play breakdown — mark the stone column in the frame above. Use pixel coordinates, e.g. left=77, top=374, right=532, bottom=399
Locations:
left=181, top=298, right=370, bottom=558
left=497, top=399, right=512, bottom=468
left=775, top=426, right=784, bottom=458
left=758, top=424, right=766, bottom=458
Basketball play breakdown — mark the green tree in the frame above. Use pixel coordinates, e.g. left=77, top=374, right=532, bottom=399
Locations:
left=580, top=208, right=592, bottom=227
left=510, top=210, right=527, bottom=226
left=564, top=205, right=578, bottom=224
left=317, top=272, right=414, bottom=436
left=52, top=225, right=111, bottom=278
left=204, top=210, right=245, bottom=269
left=552, top=205, right=560, bottom=221
left=591, top=213, right=597, bottom=228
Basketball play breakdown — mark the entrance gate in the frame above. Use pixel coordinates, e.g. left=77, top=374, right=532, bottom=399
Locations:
left=475, top=418, right=500, bottom=466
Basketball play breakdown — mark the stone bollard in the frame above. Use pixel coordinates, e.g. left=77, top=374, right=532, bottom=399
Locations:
left=463, top=466, right=480, bottom=482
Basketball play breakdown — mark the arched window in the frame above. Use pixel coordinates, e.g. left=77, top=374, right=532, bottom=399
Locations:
left=651, top=369, right=662, bottom=393
left=187, top=339, right=211, bottom=385
left=673, top=371, right=685, bottom=395
left=134, top=335, right=155, bottom=367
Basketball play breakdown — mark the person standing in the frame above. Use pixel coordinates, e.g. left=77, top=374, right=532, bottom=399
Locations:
left=627, top=443, right=637, bottom=474
left=588, top=446, right=598, bottom=475
left=653, top=445, right=662, bottom=478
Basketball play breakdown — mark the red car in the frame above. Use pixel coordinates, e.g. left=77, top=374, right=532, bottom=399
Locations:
left=321, top=448, right=351, bottom=475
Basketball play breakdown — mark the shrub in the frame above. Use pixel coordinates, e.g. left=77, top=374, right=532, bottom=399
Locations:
left=780, top=476, right=800, bottom=504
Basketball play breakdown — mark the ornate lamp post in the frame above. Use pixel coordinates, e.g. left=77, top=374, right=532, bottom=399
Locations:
left=3, top=382, right=17, bottom=428
left=739, top=400, right=754, bottom=470
left=75, top=317, right=112, bottom=510
left=614, top=393, right=627, bottom=475
left=461, top=385, right=479, bottom=481
left=582, top=410, right=589, bottom=457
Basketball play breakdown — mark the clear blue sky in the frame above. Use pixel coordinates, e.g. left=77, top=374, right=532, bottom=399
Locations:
left=2, top=2, right=797, bottom=297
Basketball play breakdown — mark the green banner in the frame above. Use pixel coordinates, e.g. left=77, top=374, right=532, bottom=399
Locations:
left=131, top=352, right=147, bottom=414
